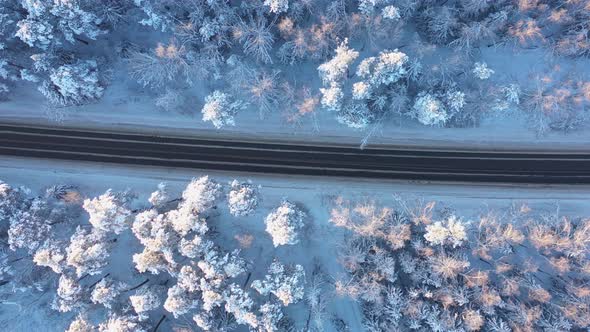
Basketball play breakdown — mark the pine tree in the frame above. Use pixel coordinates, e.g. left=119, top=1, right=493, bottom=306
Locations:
left=264, top=200, right=306, bottom=247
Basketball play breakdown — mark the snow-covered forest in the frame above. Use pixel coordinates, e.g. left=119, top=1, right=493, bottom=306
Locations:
left=2, top=167, right=590, bottom=331
left=1, top=0, right=590, bottom=143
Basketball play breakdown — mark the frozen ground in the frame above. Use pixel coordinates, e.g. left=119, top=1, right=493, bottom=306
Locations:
left=2, top=46, right=590, bottom=150
left=1, top=157, right=590, bottom=331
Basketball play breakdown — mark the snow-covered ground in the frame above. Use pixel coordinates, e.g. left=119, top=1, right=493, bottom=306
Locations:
left=3, top=46, right=590, bottom=150
left=2, top=156, right=590, bottom=331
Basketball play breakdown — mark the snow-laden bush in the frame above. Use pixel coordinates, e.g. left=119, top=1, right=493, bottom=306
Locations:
left=413, top=93, right=447, bottom=126
left=411, top=90, right=465, bottom=126
left=337, top=102, right=375, bottom=129
left=42, top=60, right=104, bottom=105
left=132, top=0, right=171, bottom=32
left=227, top=180, right=260, bottom=217
left=382, top=6, right=401, bottom=20
left=155, top=89, right=185, bottom=112
left=318, top=39, right=359, bottom=85
left=178, top=236, right=213, bottom=259
left=472, top=61, right=494, bottom=80
left=252, top=260, right=306, bottom=306
left=424, top=215, right=468, bottom=248
left=264, top=200, right=306, bottom=247
left=264, top=0, right=289, bottom=13
left=83, top=189, right=133, bottom=235
left=358, top=0, right=390, bottom=16
left=201, top=91, right=246, bottom=129
left=148, top=182, right=168, bottom=207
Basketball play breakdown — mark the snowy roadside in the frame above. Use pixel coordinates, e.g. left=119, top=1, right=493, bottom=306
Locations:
left=2, top=90, right=590, bottom=151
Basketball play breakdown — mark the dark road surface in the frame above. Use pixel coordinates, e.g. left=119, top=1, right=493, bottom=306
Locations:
left=1, top=124, right=589, bottom=184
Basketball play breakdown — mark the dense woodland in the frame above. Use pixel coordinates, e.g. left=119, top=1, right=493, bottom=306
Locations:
left=2, top=177, right=590, bottom=331
left=0, top=0, right=589, bottom=135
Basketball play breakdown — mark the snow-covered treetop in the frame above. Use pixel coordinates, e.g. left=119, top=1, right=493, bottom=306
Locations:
left=33, top=239, right=66, bottom=273
left=336, top=102, right=374, bottom=129
left=15, top=0, right=104, bottom=49
left=223, top=283, right=259, bottom=328
left=148, top=182, right=169, bottom=207
left=356, top=49, right=408, bottom=88
left=91, top=277, right=126, bottom=309
left=130, top=287, right=161, bottom=321
left=66, top=314, right=95, bottom=332
left=52, top=274, right=83, bottom=313
left=66, top=226, right=110, bottom=277
left=98, top=314, right=146, bottom=332
left=179, top=176, right=222, bottom=214
left=45, top=59, right=104, bottom=105
left=424, top=215, right=468, bottom=248
left=251, top=260, right=305, bottom=306
left=264, top=200, right=306, bottom=247
left=201, top=90, right=246, bottom=129
left=227, top=179, right=260, bottom=217
left=83, top=189, right=133, bottom=234
left=264, top=0, right=289, bottom=14
left=411, top=92, right=448, bottom=126
left=318, top=39, right=359, bottom=86
left=320, top=83, right=344, bottom=112
left=472, top=62, right=494, bottom=80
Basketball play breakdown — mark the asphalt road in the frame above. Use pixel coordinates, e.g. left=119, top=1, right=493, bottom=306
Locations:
left=0, top=124, right=589, bottom=184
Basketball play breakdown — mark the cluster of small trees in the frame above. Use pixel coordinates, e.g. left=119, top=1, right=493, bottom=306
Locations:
left=0, top=0, right=106, bottom=105
left=0, top=177, right=316, bottom=331
left=330, top=197, right=590, bottom=331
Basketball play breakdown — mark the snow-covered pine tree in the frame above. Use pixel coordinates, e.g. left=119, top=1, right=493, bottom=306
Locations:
left=251, top=260, right=306, bottom=306
left=264, top=200, right=306, bottom=247
left=201, top=91, right=246, bottom=129
left=227, top=180, right=260, bottom=217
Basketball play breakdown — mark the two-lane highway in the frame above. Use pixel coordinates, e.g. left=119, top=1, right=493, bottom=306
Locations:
left=0, top=124, right=589, bottom=184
